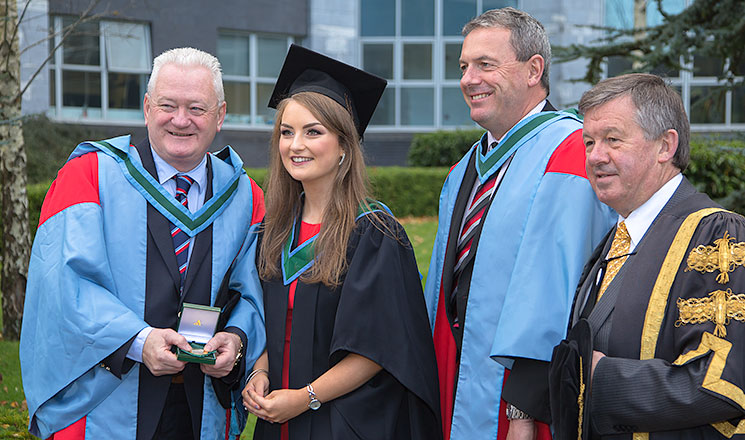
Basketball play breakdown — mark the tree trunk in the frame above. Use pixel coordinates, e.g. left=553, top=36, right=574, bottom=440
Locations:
left=632, top=0, right=647, bottom=70
left=0, top=0, right=31, bottom=341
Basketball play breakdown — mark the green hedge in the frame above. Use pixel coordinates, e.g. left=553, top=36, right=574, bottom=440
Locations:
left=246, top=167, right=448, bottom=218
left=409, top=128, right=745, bottom=213
left=21, top=137, right=745, bottom=242
left=28, top=182, right=49, bottom=235
left=368, top=167, right=448, bottom=217
left=24, top=114, right=104, bottom=185
left=685, top=139, right=745, bottom=214
left=685, top=139, right=745, bottom=201
left=408, top=129, right=483, bottom=167
left=26, top=167, right=449, bottom=241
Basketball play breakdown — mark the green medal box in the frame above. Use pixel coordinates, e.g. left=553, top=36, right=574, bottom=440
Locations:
left=176, top=303, right=221, bottom=364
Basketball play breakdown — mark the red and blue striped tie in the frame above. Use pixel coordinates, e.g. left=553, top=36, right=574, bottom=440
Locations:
left=450, top=171, right=498, bottom=313
left=171, top=174, right=194, bottom=287
left=450, top=141, right=502, bottom=318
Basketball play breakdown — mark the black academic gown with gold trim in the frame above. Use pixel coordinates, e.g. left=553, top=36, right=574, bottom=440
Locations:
left=565, top=178, right=745, bottom=439
left=254, top=214, right=441, bottom=440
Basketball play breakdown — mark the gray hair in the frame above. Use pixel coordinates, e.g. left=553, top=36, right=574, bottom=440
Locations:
left=462, top=7, right=551, bottom=94
left=147, top=47, right=225, bottom=103
left=578, top=73, right=689, bottom=171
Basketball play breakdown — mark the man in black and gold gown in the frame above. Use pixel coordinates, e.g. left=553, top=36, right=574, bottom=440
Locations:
left=551, top=73, right=745, bottom=439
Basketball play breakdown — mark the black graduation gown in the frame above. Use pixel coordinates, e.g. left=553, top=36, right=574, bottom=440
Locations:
left=254, top=214, right=442, bottom=440
left=553, top=178, right=745, bottom=439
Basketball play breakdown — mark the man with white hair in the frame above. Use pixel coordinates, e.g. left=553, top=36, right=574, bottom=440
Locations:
left=21, top=47, right=266, bottom=439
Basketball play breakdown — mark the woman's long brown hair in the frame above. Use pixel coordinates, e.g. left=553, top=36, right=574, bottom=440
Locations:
left=258, top=91, right=379, bottom=288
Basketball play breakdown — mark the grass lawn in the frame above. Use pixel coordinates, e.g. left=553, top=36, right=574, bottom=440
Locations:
left=0, top=340, right=34, bottom=439
left=401, top=216, right=438, bottom=282
left=0, top=217, right=439, bottom=439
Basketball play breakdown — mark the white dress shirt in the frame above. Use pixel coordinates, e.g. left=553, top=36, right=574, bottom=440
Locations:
left=614, top=173, right=683, bottom=254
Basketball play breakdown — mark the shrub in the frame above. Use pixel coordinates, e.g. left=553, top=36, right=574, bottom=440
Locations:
left=25, top=167, right=449, bottom=242
left=719, top=190, right=745, bottom=215
left=368, top=167, right=449, bottom=217
left=245, top=167, right=448, bottom=218
left=408, top=129, right=483, bottom=167
left=24, top=114, right=104, bottom=184
left=685, top=138, right=745, bottom=213
left=22, top=137, right=745, bottom=243
left=28, top=182, right=50, bottom=236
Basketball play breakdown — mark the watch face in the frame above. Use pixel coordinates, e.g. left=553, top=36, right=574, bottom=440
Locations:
left=309, top=398, right=321, bottom=410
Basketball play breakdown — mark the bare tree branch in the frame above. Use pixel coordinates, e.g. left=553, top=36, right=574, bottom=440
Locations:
left=8, top=0, right=33, bottom=56
left=18, top=10, right=79, bottom=56
left=16, top=0, right=104, bottom=101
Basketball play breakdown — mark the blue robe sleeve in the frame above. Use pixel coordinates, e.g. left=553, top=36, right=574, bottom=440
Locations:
left=490, top=171, right=615, bottom=364
left=21, top=190, right=149, bottom=437
left=225, top=221, right=266, bottom=370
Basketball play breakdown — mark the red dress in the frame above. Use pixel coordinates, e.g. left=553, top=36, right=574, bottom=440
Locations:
left=281, top=221, right=320, bottom=440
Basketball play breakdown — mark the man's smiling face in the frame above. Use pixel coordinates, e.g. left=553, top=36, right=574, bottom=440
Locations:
left=459, top=26, right=533, bottom=138
left=143, top=63, right=226, bottom=172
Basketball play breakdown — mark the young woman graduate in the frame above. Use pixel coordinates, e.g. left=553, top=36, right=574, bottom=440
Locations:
left=241, top=44, right=442, bottom=440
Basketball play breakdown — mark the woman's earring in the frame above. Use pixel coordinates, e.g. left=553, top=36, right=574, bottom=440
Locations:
left=339, top=152, right=346, bottom=166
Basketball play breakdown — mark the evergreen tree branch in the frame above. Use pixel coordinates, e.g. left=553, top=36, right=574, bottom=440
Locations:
left=554, top=0, right=745, bottom=86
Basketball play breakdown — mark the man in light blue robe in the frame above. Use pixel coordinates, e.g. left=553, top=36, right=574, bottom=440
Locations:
left=423, top=8, right=615, bottom=440
left=20, top=47, right=266, bottom=440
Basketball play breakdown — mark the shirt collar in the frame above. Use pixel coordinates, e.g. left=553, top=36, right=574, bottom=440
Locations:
left=620, top=173, right=683, bottom=251
left=487, top=99, right=547, bottom=146
left=150, top=146, right=208, bottom=192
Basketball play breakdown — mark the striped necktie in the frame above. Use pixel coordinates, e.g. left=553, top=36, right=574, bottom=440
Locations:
left=171, top=174, right=194, bottom=286
left=450, top=141, right=500, bottom=315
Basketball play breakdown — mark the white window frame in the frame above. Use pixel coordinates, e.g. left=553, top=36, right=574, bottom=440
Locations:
left=49, top=16, right=152, bottom=124
left=219, top=31, right=294, bottom=130
left=601, top=0, right=745, bottom=132
left=361, top=0, right=520, bottom=131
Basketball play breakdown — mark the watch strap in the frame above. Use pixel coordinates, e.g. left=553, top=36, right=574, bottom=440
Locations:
left=306, top=383, right=321, bottom=410
left=506, top=403, right=534, bottom=420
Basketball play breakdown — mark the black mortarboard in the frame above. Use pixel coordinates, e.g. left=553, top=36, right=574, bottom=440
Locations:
left=268, top=44, right=387, bottom=138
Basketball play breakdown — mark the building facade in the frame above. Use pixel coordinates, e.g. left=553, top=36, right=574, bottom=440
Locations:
left=18, top=0, right=744, bottom=166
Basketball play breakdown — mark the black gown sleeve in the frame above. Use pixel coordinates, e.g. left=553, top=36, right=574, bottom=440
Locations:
left=591, top=355, right=742, bottom=435
left=590, top=212, right=745, bottom=435
left=102, top=336, right=136, bottom=378
left=502, top=358, right=551, bottom=422
left=328, top=214, right=442, bottom=439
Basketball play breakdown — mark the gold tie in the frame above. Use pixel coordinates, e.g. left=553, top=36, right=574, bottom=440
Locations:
left=597, top=221, right=631, bottom=301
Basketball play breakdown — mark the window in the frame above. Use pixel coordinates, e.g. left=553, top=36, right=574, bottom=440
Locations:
left=603, top=0, right=745, bottom=130
left=690, top=85, right=725, bottom=124
left=217, top=32, right=293, bottom=126
left=360, top=0, right=514, bottom=129
left=442, top=0, right=517, bottom=36
left=49, top=17, right=151, bottom=121
left=402, top=0, right=435, bottom=37
left=686, top=52, right=744, bottom=126
left=443, top=0, right=477, bottom=37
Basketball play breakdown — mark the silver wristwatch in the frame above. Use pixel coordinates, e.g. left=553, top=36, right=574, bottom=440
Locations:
left=306, top=384, right=321, bottom=410
left=505, top=403, right=533, bottom=420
